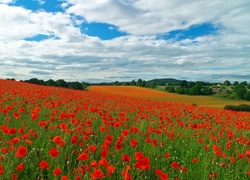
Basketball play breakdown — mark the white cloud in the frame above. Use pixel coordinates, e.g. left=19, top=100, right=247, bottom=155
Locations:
left=0, top=4, right=81, bottom=42
left=0, top=0, right=15, bottom=4
left=65, top=0, right=250, bottom=36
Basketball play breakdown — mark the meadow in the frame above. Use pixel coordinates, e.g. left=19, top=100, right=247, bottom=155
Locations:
left=0, top=80, right=249, bottom=179
left=89, top=86, right=250, bottom=109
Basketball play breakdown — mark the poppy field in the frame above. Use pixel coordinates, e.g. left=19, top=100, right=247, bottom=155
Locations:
left=0, top=79, right=249, bottom=180
left=88, top=86, right=250, bottom=109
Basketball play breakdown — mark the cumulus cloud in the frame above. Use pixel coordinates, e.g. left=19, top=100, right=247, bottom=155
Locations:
left=0, top=1, right=249, bottom=83
left=0, top=4, right=82, bottom=41
left=0, top=0, right=15, bottom=4
left=65, top=0, right=250, bottom=36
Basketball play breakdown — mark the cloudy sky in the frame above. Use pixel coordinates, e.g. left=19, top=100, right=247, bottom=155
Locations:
left=0, top=0, right=250, bottom=83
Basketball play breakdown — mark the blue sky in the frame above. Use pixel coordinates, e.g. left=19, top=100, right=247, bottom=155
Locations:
left=0, top=0, right=250, bottom=83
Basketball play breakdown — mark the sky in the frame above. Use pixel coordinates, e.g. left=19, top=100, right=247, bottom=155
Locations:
left=0, top=0, right=250, bottom=83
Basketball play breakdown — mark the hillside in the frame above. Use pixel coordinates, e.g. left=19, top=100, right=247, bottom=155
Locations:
left=89, top=86, right=250, bottom=109
left=146, top=78, right=183, bottom=86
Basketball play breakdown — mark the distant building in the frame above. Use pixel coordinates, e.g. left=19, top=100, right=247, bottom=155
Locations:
left=212, top=88, right=220, bottom=93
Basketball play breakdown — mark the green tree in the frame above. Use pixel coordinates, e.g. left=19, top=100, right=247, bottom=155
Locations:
left=141, top=80, right=146, bottom=87
left=147, top=82, right=157, bottom=89
left=130, top=80, right=136, bottom=86
left=188, top=85, right=202, bottom=95
left=82, top=82, right=88, bottom=89
left=166, top=86, right=175, bottom=93
left=68, top=82, right=83, bottom=90
left=114, top=81, right=119, bottom=86
left=180, top=80, right=188, bottom=88
left=244, top=91, right=250, bottom=100
left=195, top=81, right=205, bottom=87
left=187, top=82, right=195, bottom=88
left=240, top=81, right=248, bottom=86
left=233, top=81, right=239, bottom=86
left=224, top=80, right=231, bottom=86
left=234, top=84, right=247, bottom=99
left=56, top=79, right=68, bottom=88
left=27, top=78, right=45, bottom=85
left=175, top=87, right=185, bottom=94
left=137, top=79, right=143, bottom=87
left=202, top=87, right=213, bottom=95
left=45, top=79, right=57, bottom=86
left=247, top=84, right=250, bottom=89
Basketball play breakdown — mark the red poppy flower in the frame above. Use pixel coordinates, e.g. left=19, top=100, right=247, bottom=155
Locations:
left=121, top=130, right=129, bottom=136
left=134, top=157, right=150, bottom=170
left=99, top=159, right=109, bottom=167
left=105, top=135, right=114, bottom=141
left=53, top=136, right=65, bottom=147
left=15, top=146, right=28, bottom=158
left=115, top=140, right=123, bottom=151
left=71, top=135, right=78, bottom=144
left=164, top=153, right=170, bottom=158
left=11, top=173, right=18, bottom=180
left=208, top=172, right=218, bottom=179
left=135, top=152, right=144, bottom=160
left=61, top=175, right=69, bottom=180
left=122, top=154, right=131, bottom=162
left=238, top=154, right=245, bottom=159
left=179, top=165, right=188, bottom=173
left=155, top=169, right=168, bottom=180
left=49, top=147, right=60, bottom=157
left=171, top=161, right=179, bottom=170
left=89, top=145, right=97, bottom=153
left=78, top=152, right=88, bottom=160
left=90, top=160, right=98, bottom=168
left=230, top=156, right=235, bottom=163
left=192, top=158, right=199, bottom=163
left=53, top=168, right=62, bottom=176
left=130, top=139, right=139, bottom=148
left=107, top=165, right=115, bottom=176
left=134, top=152, right=150, bottom=170
left=121, top=166, right=132, bottom=180
left=8, top=127, right=17, bottom=135
left=39, top=160, right=49, bottom=169
left=60, top=123, right=68, bottom=130
left=90, top=169, right=104, bottom=179
left=0, top=165, right=4, bottom=175
left=130, top=126, right=138, bottom=133
left=16, top=162, right=25, bottom=172
left=100, top=149, right=108, bottom=159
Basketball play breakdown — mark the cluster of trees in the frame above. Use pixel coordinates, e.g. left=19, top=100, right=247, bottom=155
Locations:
left=22, top=78, right=88, bottom=90
left=233, top=84, right=250, bottom=100
left=164, top=79, right=250, bottom=100
left=165, top=80, right=213, bottom=96
left=222, top=80, right=250, bottom=100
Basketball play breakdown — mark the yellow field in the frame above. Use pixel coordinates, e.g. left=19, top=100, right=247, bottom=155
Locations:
left=88, top=86, right=250, bottom=109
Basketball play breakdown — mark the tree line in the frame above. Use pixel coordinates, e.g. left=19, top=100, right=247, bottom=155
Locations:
left=20, top=78, right=88, bottom=90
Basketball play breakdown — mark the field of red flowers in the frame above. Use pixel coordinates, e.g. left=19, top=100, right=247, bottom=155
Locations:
left=0, top=79, right=249, bottom=180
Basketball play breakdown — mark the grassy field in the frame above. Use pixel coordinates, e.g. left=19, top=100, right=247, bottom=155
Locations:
left=88, top=86, right=250, bottom=109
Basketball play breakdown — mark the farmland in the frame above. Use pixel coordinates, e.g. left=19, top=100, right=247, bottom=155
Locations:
left=0, top=80, right=249, bottom=179
left=89, top=86, right=250, bottom=109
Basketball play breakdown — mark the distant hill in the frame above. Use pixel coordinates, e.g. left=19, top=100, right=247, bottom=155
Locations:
left=146, top=78, right=182, bottom=86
